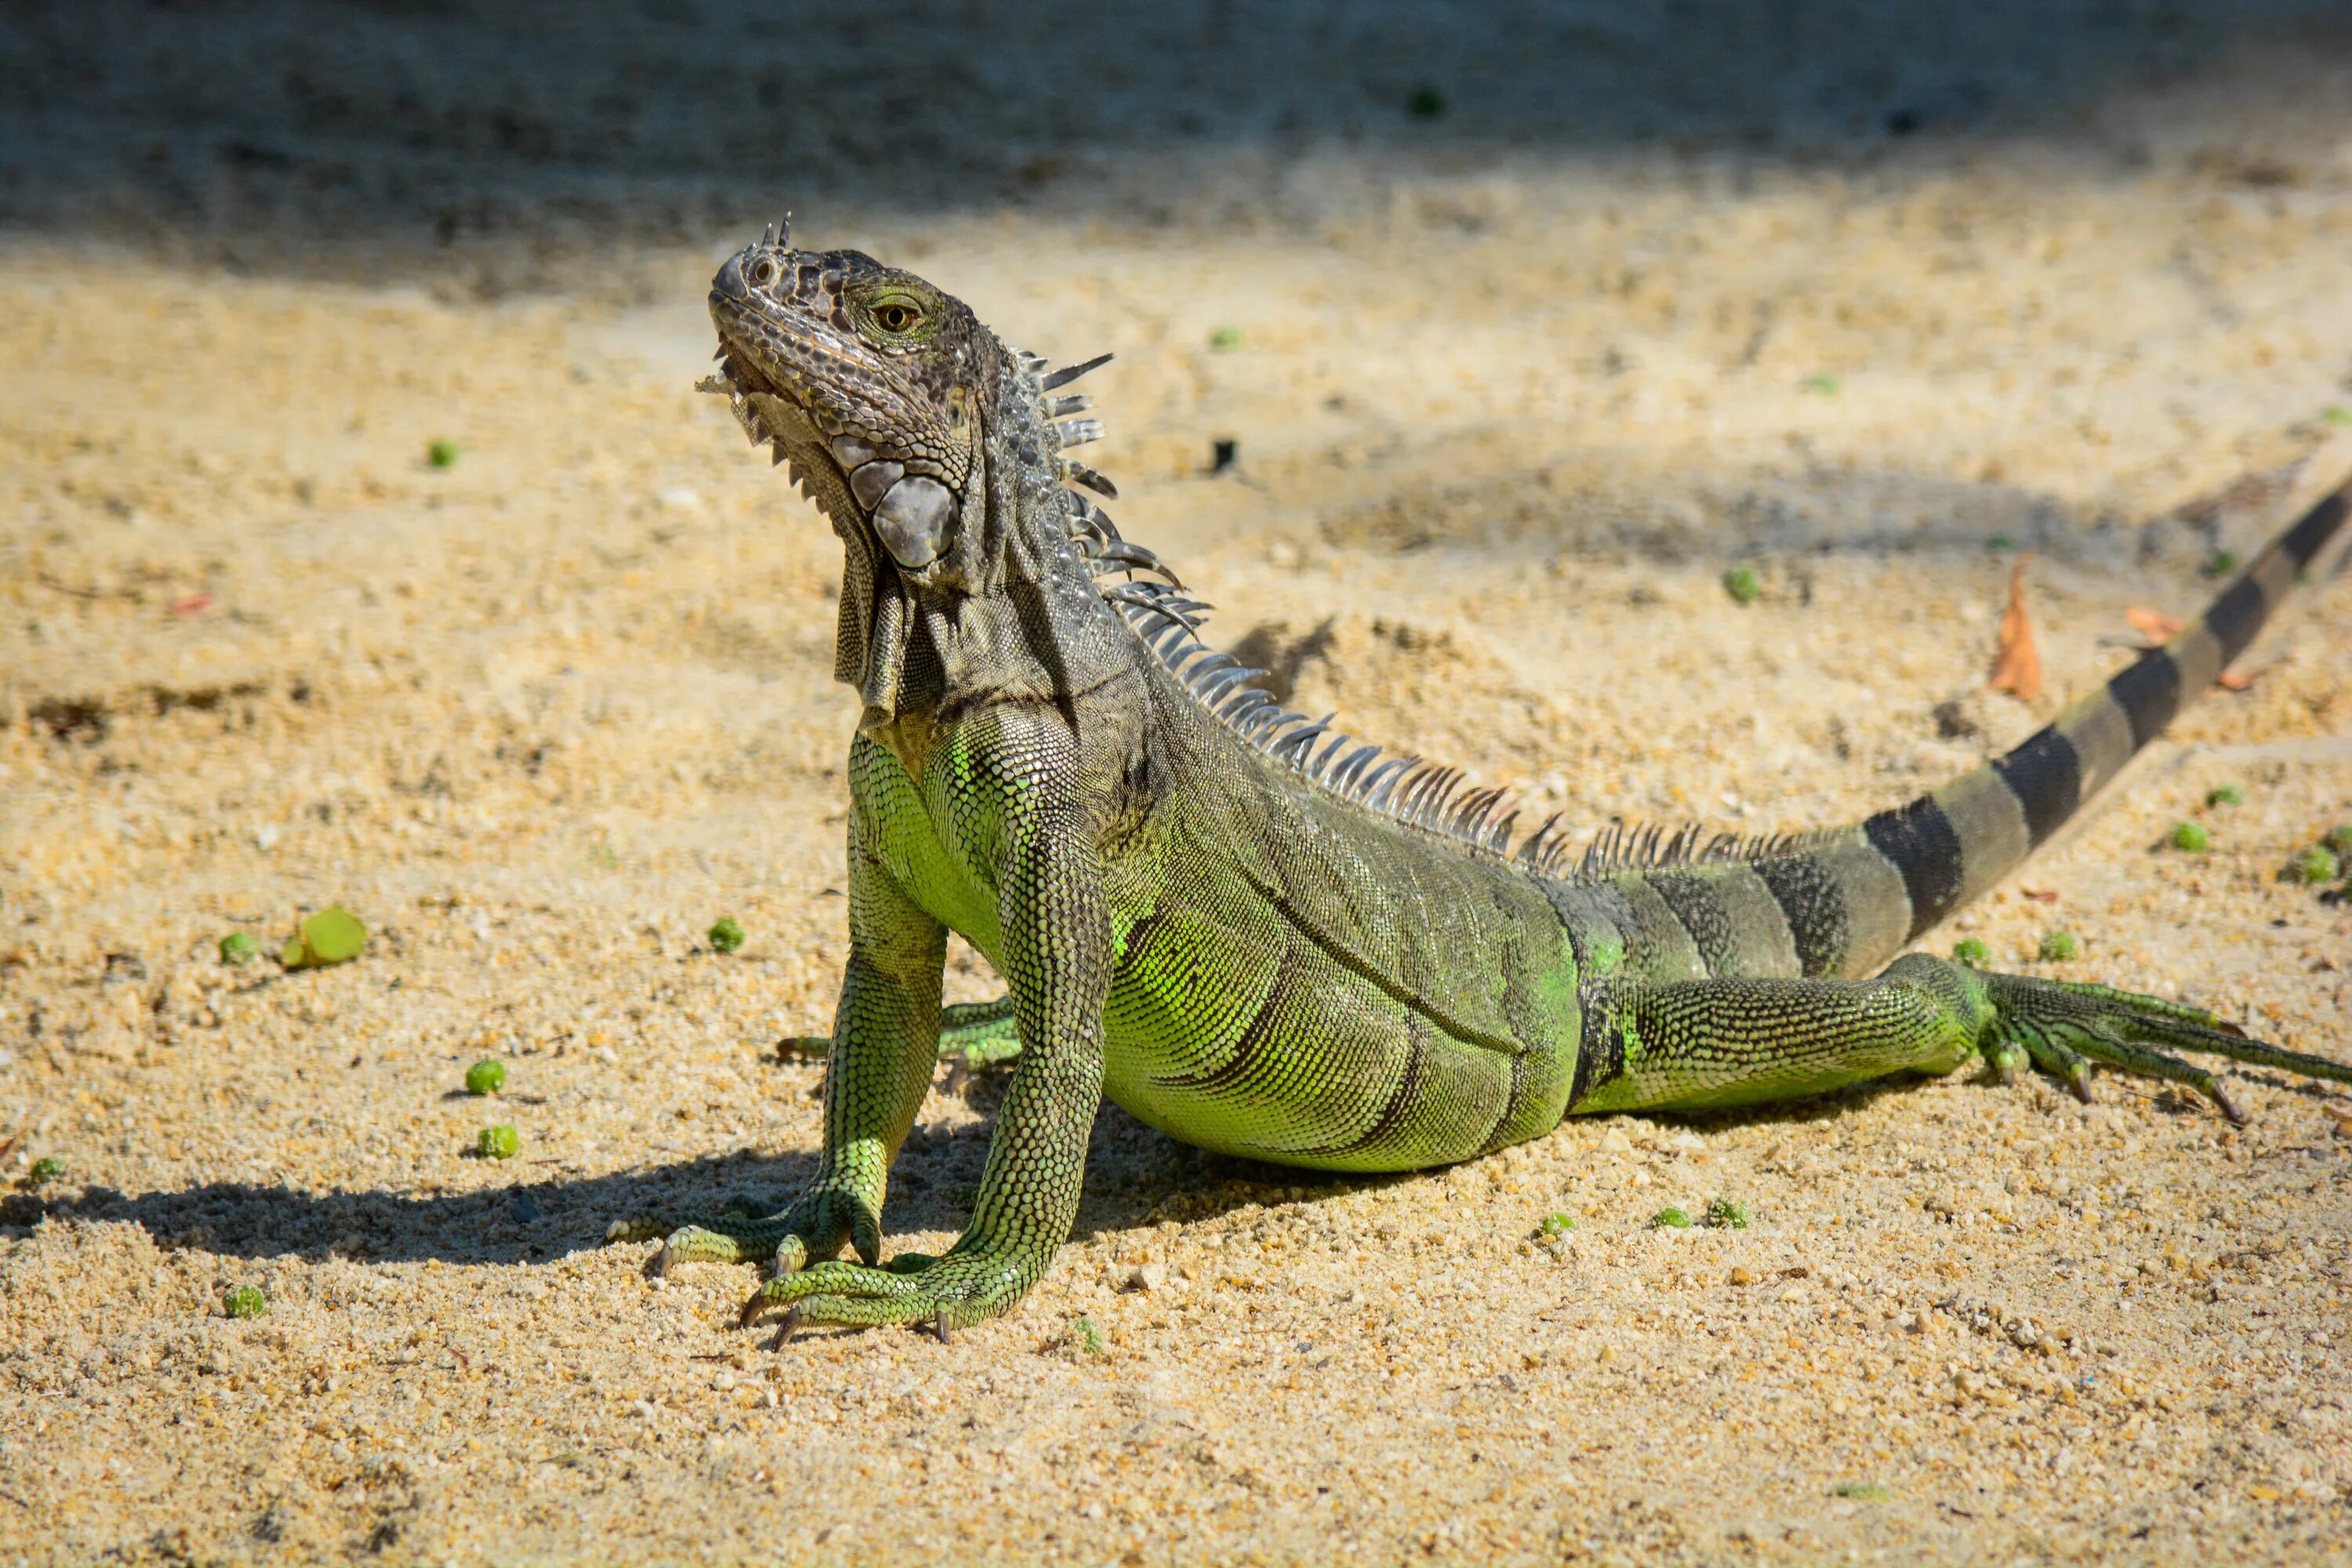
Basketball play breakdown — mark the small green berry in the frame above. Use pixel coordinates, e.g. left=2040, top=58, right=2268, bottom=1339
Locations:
left=2324, top=824, right=2352, bottom=856
left=1650, top=1207, right=1693, bottom=1229
left=465, top=1058, right=506, bottom=1096
left=2038, top=930, right=2079, bottom=962
left=1950, top=937, right=1990, bottom=967
left=2285, top=847, right=2343, bottom=885
left=707, top=915, right=746, bottom=954
left=280, top=904, right=367, bottom=969
left=1702, top=1197, right=1750, bottom=1230
left=223, top=1285, right=267, bottom=1320
left=27, top=1156, right=66, bottom=1189
left=217, top=931, right=260, bottom=966
left=2205, top=785, right=2244, bottom=808
left=1722, top=566, right=1763, bottom=605
left=2169, top=821, right=2209, bottom=853
left=1836, top=1481, right=1893, bottom=1502
left=1207, top=325, right=1243, bottom=353
left=477, top=1125, right=520, bottom=1160
left=427, top=438, right=460, bottom=469
left=1540, top=1212, right=1577, bottom=1237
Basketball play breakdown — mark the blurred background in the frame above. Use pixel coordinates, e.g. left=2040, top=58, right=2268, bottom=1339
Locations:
left=8, top=1, right=2352, bottom=296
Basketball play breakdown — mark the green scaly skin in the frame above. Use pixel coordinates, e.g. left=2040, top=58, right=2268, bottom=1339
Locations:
left=614, top=222, right=2352, bottom=1339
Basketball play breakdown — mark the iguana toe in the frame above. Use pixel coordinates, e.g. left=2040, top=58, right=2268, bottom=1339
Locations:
left=1973, top=969, right=2350, bottom=1123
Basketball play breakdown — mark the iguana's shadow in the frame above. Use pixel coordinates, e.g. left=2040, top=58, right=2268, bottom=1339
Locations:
left=23, top=1091, right=1291, bottom=1269
left=32, top=1149, right=825, bottom=1269
left=39, top=1065, right=2252, bottom=1270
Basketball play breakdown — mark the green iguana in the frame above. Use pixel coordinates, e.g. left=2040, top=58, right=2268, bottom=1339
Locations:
left=629, top=220, right=2352, bottom=1340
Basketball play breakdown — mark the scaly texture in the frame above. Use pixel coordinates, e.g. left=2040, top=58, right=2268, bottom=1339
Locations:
left=626, top=222, right=2352, bottom=1337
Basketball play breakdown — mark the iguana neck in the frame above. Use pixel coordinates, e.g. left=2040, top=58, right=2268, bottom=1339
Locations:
left=851, top=380, right=1133, bottom=780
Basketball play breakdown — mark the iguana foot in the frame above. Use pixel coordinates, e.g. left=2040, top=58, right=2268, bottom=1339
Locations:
left=1936, top=958, right=2352, bottom=1122
left=739, top=1246, right=1040, bottom=1342
left=607, top=1179, right=878, bottom=1278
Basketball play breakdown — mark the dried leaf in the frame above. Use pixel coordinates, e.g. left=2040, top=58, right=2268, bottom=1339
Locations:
left=1987, top=554, right=2042, bottom=702
left=2018, top=887, right=2060, bottom=905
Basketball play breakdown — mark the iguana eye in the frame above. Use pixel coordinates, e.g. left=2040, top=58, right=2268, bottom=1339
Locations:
left=873, top=301, right=922, bottom=333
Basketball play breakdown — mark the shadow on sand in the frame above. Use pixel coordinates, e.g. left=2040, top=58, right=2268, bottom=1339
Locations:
left=21, top=1095, right=1399, bottom=1270
left=3, top=1, right=2347, bottom=292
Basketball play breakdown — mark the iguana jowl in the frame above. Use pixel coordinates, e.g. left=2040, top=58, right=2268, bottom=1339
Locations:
left=644, top=220, right=2352, bottom=1337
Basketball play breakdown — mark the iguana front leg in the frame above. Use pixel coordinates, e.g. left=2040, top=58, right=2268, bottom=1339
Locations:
left=743, top=803, right=1114, bottom=1338
left=622, top=829, right=946, bottom=1273
left=1574, top=954, right=2350, bottom=1120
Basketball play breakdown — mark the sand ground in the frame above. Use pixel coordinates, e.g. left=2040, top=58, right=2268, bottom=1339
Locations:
left=5, top=5, right=2352, bottom=1565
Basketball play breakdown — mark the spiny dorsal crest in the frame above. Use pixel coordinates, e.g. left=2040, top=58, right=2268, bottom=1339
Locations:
left=999, top=344, right=1840, bottom=884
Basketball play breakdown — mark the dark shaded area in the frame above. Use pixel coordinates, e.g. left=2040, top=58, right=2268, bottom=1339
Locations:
left=1316, top=456, right=2329, bottom=571
left=13, top=1097, right=1370, bottom=1267
left=1228, top=615, right=1338, bottom=706
left=2, top=1, right=2346, bottom=295
left=29, top=1058, right=2295, bottom=1272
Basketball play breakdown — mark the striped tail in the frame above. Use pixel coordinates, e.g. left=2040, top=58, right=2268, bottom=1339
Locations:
left=1841, top=472, right=2350, bottom=967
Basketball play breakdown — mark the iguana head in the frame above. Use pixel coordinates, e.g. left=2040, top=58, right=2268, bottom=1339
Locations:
left=709, top=231, right=985, bottom=572
left=704, top=223, right=1090, bottom=724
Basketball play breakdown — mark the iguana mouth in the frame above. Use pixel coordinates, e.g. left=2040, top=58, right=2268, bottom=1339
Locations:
left=708, top=346, right=771, bottom=401
left=699, top=331, right=824, bottom=455
left=700, top=282, right=916, bottom=726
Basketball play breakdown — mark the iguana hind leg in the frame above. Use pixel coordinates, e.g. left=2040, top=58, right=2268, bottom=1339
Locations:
left=1573, top=954, right=2350, bottom=1121
left=936, top=996, right=1022, bottom=1066
left=777, top=996, right=1020, bottom=1070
